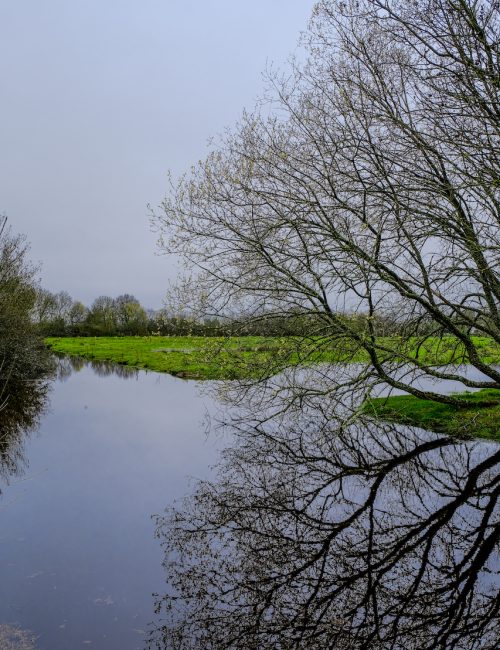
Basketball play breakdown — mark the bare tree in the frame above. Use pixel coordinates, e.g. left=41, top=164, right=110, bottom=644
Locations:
left=150, top=5, right=500, bottom=644
left=53, top=290, right=73, bottom=322
left=33, top=289, right=73, bottom=325
left=32, top=288, right=58, bottom=324
left=155, top=0, right=499, bottom=405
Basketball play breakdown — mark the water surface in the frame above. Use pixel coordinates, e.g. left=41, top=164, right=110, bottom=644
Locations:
left=0, top=359, right=218, bottom=649
left=1, top=360, right=498, bottom=649
left=150, top=366, right=500, bottom=648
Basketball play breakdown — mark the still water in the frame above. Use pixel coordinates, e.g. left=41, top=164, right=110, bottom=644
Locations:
left=0, top=359, right=219, bottom=649
left=149, top=365, right=500, bottom=648
left=1, top=360, right=498, bottom=649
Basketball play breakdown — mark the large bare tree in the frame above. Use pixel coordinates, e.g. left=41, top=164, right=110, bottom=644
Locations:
left=155, top=0, right=499, bottom=404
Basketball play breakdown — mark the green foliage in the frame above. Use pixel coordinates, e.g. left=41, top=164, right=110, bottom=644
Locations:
left=0, top=221, right=51, bottom=393
left=365, top=390, right=500, bottom=441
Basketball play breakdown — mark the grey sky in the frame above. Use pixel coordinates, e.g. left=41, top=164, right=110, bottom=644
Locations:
left=0, top=0, right=315, bottom=308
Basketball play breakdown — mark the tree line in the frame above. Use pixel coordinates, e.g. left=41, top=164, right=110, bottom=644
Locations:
left=34, top=290, right=150, bottom=337
left=34, top=289, right=225, bottom=336
left=34, top=287, right=417, bottom=338
left=34, top=289, right=219, bottom=336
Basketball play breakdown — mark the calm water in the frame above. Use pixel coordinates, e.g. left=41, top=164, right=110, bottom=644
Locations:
left=1, top=360, right=498, bottom=649
left=0, top=359, right=219, bottom=649
left=149, top=365, right=500, bottom=648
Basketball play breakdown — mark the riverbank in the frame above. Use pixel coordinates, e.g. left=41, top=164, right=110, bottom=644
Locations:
left=366, top=389, right=500, bottom=442
left=46, top=335, right=500, bottom=380
left=46, top=336, right=500, bottom=440
left=46, top=335, right=302, bottom=379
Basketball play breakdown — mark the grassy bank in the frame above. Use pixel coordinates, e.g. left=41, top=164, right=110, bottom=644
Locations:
left=45, top=335, right=500, bottom=381
left=46, top=336, right=499, bottom=440
left=365, top=389, right=500, bottom=441
left=46, top=335, right=305, bottom=379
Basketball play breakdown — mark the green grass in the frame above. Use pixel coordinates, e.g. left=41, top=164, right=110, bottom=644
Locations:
left=365, top=389, right=500, bottom=441
left=46, top=336, right=305, bottom=380
left=45, top=335, right=500, bottom=381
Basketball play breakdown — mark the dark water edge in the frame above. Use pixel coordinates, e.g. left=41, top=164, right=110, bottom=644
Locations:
left=0, top=357, right=219, bottom=650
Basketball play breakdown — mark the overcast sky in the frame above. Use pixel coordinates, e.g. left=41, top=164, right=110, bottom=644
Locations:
left=0, top=0, right=315, bottom=308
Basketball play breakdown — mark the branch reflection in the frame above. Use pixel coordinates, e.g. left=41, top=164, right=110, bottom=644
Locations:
left=0, top=379, right=50, bottom=491
left=151, top=383, right=500, bottom=649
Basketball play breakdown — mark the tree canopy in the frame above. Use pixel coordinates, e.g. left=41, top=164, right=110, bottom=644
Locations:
left=0, top=218, right=51, bottom=410
left=155, top=0, right=499, bottom=404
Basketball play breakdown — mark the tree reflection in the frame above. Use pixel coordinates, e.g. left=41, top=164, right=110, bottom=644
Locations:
left=89, top=358, right=139, bottom=379
left=54, top=354, right=140, bottom=380
left=151, top=383, right=500, bottom=649
left=0, top=624, right=36, bottom=650
left=0, top=379, right=50, bottom=490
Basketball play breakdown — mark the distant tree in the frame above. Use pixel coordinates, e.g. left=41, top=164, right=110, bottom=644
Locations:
left=115, top=293, right=139, bottom=326
left=155, top=0, right=499, bottom=405
left=68, top=300, right=87, bottom=325
left=123, top=302, right=148, bottom=334
left=53, top=291, right=73, bottom=322
left=86, top=295, right=117, bottom=334
left=115, top=294, right=148, bottom=334
left=33, top=288, right=58, bottom=324
left=33, top=289, right=75, bottom=335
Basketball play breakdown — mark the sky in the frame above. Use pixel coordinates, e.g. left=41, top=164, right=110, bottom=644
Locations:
left=0, top=0, right=315, bottom=308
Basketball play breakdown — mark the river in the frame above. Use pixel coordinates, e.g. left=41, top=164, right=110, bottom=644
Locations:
left=0, top=358, right=498, bottom=649
left=0, top=358, right=219, bottom=649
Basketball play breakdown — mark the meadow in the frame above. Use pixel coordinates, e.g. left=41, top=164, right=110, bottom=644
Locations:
left=46, top=334, right=500, bottom=379
left=46, top=335, right=324, bottom=380
left=46, top=335, right=500, bottom=440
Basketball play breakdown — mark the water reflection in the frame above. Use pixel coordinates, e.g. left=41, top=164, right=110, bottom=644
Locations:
left=3, top=356, right=498, bottom=648
left=1, top=356, right=219, bottom=650
left=151, top=385, right=500, bottom=648
left=55, top=354, right=140, bottom=380
left=0, top=380, right=50, bottom=491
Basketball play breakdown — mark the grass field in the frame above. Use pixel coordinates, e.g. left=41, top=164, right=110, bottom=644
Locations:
left=46, top=334, right=499, bottom=379
left=46, top=335, right=308, bottom=380
left=365, top=389, right=500, bottom=441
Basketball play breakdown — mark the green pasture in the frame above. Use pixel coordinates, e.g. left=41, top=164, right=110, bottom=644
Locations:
left=46, top=335, right=308, bottom=380
left=46, top=334, right=499, bottom=380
